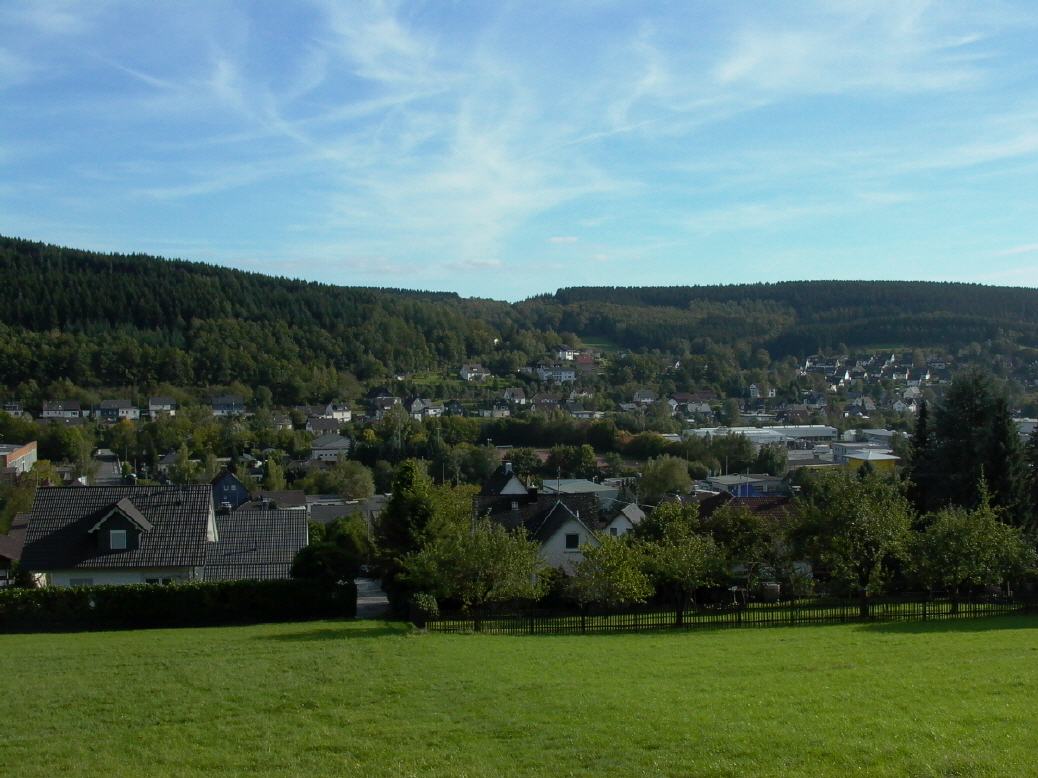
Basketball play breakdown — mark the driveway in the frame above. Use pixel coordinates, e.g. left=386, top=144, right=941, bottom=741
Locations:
left=354, top=577, right=390, bottom=619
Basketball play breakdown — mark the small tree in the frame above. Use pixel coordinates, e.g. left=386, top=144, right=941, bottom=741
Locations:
left=794, top=470, right=913, bottom=615
left=262, top=457, right=286, bottom=491
left=913, top=490, right=1035, bottom=610
left=638, top=501, right=724, bottom=625
left=291, top=543, right=362, bottom=587
left=374, top=459, right=435, bottom=608
left=754, top=444, right=787, bottom=477
left=402, top=517, right=546, bottom=629
left=640, top=455, right=692, bottom=503
left=325, top=515, right=373, bottom=566
left=569, top=537, right=653, bottom=613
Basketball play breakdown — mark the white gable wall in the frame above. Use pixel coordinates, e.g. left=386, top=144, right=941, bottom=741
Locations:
left=604, top=515, right=635, bottom=538
left=539, top=517, right=600, bottom=574
left=46, top=567, right=197, bottom=587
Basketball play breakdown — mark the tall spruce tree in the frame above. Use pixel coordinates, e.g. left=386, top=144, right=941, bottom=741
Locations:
left=907, top=400, right=936, bottom=514
left=930, top=370, right=1028, bottom=518
left=1024, top=427, right=1038, bottom=533
left=983, top=396, right=1028, bottom=526
left=932, top=370, right=995, bottom=509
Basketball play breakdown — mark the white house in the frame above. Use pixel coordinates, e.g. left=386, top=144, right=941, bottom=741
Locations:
left=148, top=397, right=177, bottom=418
left=19, top=485, right=217, bottom=587
left=460, top=364, right=491, bottom=381
left=535, top=364, right=577, bottom=383
left=602, top=503, right=645, bottom=538
left=310, top=434, right=353, bottom=462
left=530, top=501, right=601, bottom=574
left=41, top=400, right=81, bottom=419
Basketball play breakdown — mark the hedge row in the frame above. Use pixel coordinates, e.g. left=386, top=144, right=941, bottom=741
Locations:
left=0, top=578, right=357, bottom=632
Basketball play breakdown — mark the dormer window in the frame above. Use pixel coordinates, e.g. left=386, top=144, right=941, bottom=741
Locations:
left=88, top=497, right=153, bottom=552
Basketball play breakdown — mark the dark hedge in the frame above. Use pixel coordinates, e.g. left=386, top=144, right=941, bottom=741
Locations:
left=0, top=578, right=357, bottom=632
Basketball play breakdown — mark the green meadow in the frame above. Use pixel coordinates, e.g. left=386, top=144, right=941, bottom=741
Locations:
left=2, top=617, right=1037, bottom=777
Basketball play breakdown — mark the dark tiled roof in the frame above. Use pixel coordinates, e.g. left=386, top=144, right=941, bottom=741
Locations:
left=526, top=500, right=596, bottom=543
left=99, top=399, right=133, bottom=410
left=479, top=493, right=601, bottom=538
left=308, top=418, right=344, bottom=434
left=256, top=490, right=307, bottom=509
left=479, top=466, right=527, bottom=496
left=0, top=514, right=29, bottom=562
left=43, top=400, right=80, bottom=412
left=203, top=509, right=307, bottom=581
left=697, top=492, right=794, bottom=522
left=311, top=433, right=351, bottom=448
left=20, top=485, right=214, bottom=571
left=309, top=496, right=388, bottom=527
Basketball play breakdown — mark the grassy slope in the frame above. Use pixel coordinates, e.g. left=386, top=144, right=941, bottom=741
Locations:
left=2, top=618, right=1037, bottom=777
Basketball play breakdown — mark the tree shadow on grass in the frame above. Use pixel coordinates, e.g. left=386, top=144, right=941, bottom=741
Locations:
left=861, top=614, right=1038, bottom=634
left=262, top=623, right=409, bottom=641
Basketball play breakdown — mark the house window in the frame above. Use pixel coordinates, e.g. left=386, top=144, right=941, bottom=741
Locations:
left=511, top=500, right=519, bottom=511
left=110, top=529, right=127, bottom=550
left=69, top=578, right=94, bottom=587
left=610, top=527, right=618, bottom=537
left=565, top=533, right=580, bottom=550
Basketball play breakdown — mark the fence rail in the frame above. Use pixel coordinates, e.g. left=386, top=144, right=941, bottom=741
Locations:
left=427, top=596, right=1031, bottom=635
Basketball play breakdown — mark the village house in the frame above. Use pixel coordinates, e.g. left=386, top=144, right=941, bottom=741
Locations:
left=0, top=441, right=37, bottom=477
left=476, top=463, right=642, bottom=573
left=0, top=513, right=29, bottom=587
left=409, top=398, right=445, bottom=419
left=148, top=397, right=177, bottom=418
left=535, top=364, right=577, bottom=383
left=1, top=401, right=30, bottom=419
left=212, top=470, right=251, bottom=510
left=97, top=399, right=140, bottom=423
left=306, top=416, right=342, bottom=435
left=705, top=474, right=788, bottom=497
left=371, top=395, right=402, bottom=420
left=41, top=400, right=81, bottom=419
left=555, top=347, right=577, bottom=361
left=502, top=387, right=527, bottom=405
left=18, top=485, right=307, bottom=587
left=211, top=395, right=246, bottom=417
left=478, top=403, right=511, bottom=419
left=633, top=389, right=657, bottom=405
left=19, top=485, right=218, bottom=587
left=459, top=363, right=491, bottom=381
left=202, top=509, right=308, bottom=581
left=310, top=433, right=353, bottom=462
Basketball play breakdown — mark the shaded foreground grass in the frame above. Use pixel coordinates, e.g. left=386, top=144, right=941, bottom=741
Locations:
left=1, top=617, right=1037, bottom=777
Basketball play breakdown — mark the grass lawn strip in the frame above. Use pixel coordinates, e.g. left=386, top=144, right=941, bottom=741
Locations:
left=0, top=617, right=1035, bottom=777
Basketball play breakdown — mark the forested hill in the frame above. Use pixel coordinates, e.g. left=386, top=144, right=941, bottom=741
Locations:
left=2, top=235, right=1038, bottom=399
left=538, top=282, right=1038, bottom=355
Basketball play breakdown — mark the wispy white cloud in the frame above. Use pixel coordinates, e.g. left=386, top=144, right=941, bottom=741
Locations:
left=4, top=0, right=1038, bottom=296
left=995, top=243, right=1038, bottom=257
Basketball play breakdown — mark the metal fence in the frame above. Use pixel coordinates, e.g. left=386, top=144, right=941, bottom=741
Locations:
left=426, top=596, right=1031, bottom=635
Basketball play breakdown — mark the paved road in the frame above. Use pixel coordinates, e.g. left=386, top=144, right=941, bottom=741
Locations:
left=355, top=577, right=390, bottom=619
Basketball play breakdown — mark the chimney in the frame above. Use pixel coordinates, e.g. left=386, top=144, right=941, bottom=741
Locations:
left=503, top=461, right=513, bottom=474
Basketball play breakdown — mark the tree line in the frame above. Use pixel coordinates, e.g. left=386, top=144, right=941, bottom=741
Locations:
left=5, top=236, right=1038, bottom=403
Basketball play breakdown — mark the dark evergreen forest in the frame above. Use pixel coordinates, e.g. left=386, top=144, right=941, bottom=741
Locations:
left=3, top=235, right=1037, bottom=400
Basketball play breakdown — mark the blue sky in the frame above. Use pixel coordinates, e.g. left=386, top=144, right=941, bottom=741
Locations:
left=3, top=1, right=1038, bottom=300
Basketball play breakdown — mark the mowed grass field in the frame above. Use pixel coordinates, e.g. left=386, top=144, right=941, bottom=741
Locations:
left=2, top=618, right=1037, bottom=777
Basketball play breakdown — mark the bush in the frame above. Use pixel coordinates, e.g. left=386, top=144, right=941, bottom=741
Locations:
left=291, top=542, right=363, bottom=585
left=0, top=578, right=357, bottom=632
left=410, top=592, right=439, bottom=627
